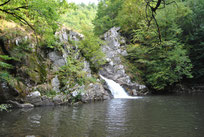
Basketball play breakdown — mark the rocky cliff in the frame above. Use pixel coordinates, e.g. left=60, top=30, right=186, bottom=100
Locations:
left=0, top=25, right=149, bottom=108
left=100, top=27, right=147, bottom=95
left=0, top=25, right=110, bottom=107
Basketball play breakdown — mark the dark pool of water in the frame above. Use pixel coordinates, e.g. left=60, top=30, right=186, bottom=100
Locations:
left=1, top=95, right=204, bottom=137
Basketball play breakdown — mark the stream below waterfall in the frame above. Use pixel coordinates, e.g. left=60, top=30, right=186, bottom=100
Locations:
left=1, top=95, right=204, bottom=137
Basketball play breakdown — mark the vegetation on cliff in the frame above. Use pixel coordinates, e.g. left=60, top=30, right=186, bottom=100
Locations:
left=94, top=0, right=203, bottom=92
left=0, top=0, right=105, bottom=102
left=0, top=0, right=204, bottom=96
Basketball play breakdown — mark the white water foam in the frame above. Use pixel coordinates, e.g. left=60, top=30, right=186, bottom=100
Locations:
left=100, top=75, right=141, bottom=99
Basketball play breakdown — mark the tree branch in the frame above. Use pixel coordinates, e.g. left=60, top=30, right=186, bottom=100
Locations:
left=151, top=0, right=162, bottom=12
left=145, top=0, right=176, bottom=42
left=0, top=9, right=35, bottom=31
left=0, top=0, right=10, bottom=7
left=6, top=6, right=29, bottom=11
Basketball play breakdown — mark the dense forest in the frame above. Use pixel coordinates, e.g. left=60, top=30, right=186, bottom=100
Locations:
left=0, top=0, right=204, bottom=110
left=94, top=0, right=204, bottom=91
left=1, top=1, right=204, bottom=136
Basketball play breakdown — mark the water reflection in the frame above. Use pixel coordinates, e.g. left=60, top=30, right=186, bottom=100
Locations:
left=28, top=114, right=41, bottom=126
left=105, top=99, right=129, bottom=137
left=0, top=95, right=204, bottom=137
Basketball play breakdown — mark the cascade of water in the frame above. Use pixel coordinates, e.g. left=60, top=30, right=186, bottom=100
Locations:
left=100, top=75, right=140, bottom=99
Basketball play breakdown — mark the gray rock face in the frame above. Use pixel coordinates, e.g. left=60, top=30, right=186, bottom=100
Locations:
left=48, top=28, right=84, bottom=72
left=55, top=27, right=84, bottom=42
left=81, top=83, right=110, bottom=102
left=83, top=60, right=92, bottom=77
left=100, top=27, right=147, bottom=95
left=51, top=76, right=60, bottom=93
left=0, top=27, right=110, bottom=107
left=48, top=51, right=66, bottom=72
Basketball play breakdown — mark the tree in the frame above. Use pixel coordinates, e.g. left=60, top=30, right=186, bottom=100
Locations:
left=127, top=20, right=192, bottom=91
left=93, top=0, right=124, bottom=35
left=181, top=0, right=204, bottom=81
left=125, top=1, right=193, bottom=91
left=0, top=0, right=71, bottom=80
left=0, top=0, right=71, bottom=46
left=61, top=3, right=97, bottom=32
left=116, top=0, right=146, bottom=37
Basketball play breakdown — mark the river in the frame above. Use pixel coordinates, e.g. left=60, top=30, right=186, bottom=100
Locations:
left=0, top=95, right=204, bottom=137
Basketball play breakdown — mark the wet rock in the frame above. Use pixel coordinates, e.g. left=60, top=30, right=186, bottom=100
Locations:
left=100, top=27, right=147, bottom=95
left=53, top=95, right=67, bottom=105
left=41, top=96, right=54, bottom=106
left=25, top=92, right=55, bottom=106
left=25, top=91, right=42, bottom=106
left=81, top=83, right=110, bottom=102
left=8, top=100, right=34, bottom=108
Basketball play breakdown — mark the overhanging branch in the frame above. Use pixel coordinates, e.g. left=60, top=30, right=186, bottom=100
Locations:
left=145, top=0, right=176, bottom=42
left=0, top=0, right=11, bottom=7
left=0, top=8, right=35, bottom=31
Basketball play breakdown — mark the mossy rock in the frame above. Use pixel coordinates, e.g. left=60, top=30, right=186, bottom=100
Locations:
left=12, top=80, right=30, bottom=96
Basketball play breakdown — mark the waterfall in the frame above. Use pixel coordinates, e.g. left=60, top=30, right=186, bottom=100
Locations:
left=100, top=75, right=140, bottom=99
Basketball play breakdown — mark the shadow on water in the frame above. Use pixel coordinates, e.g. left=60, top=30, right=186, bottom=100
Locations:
left=1, top=95, right=204, bottom=137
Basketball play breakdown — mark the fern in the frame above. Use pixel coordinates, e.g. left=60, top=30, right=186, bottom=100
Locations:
left=0, top=55, right=14, bottom=69
left=0, top=55, right=14, bottom=60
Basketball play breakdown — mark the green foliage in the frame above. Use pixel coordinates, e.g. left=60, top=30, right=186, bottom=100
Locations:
left=71, top=89, right=84, bottom=103
left=116, top=0, right=146, bottom=35
left=0, top=0, right=73, bottom=47
left=93, top=0, right=124, bottom=35
left=180, top=0, right=204, bottom=81
left=93, top=0, right=194, bottom=91
left=57, top=51, right=85, bottom=92
left=156, top=1, right=192, bottom=41
left=44, top=89, right=57, bottom=98
left=0, top=61, right=13, bottom=69
left=126, top=2, right=193, bottom=90
left=127, top=42, right=192, bottom=90
left=10, top=39, right=32, bottom=61
left=79, top=31, right=106, bottom=72
left=61, top=3, right=97, bottom=32
left=0, top=55, right=14, bottom=69
left=0, top=54, right=14, bottom=82
left=0, top=71, right=12, bottom=82
left=0, top=104, right=12, bottom=112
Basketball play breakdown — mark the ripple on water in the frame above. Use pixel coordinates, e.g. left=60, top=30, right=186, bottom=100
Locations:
left=0, top=95, right=204, bottom=137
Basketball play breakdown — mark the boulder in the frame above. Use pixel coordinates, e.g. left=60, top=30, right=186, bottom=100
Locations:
left=53, top=94, right=67, bottom=105
left=25, top=91, right=42, bottom=106
left=25, top=91, right=55, bottom=106
left=81, top=83, right=110, bottom=102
